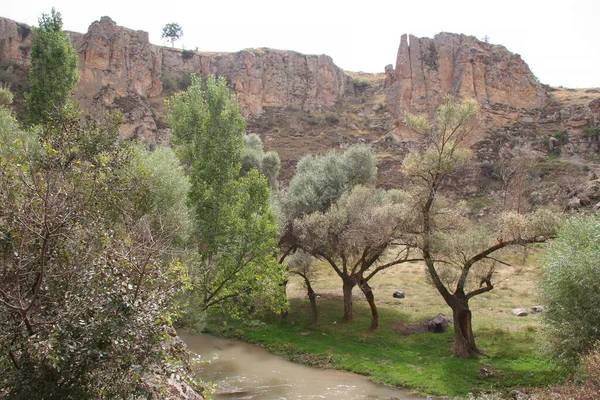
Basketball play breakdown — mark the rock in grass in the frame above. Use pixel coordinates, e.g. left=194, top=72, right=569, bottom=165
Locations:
left=427, top=313, right=453, bottom=333
left=512, top=308, right=529, bottom=316
left=393, top=290, right=405, bottom=299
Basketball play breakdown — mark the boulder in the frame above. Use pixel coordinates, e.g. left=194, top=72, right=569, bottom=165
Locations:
left=427, top=313, right=453, bottom=333
left=512, top=308, right=529, bottom=317
left=392, top=290, right=405, bottom=299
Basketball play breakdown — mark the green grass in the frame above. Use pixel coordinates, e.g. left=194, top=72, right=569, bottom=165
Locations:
left=207, top=298, right=565, bottom=397
left=205, top=254, right=567, bottom=397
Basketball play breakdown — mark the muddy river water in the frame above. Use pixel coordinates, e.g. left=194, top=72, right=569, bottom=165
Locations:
left=181, top=333, right=428, bottom=400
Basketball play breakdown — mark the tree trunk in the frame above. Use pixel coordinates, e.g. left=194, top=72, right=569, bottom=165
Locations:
left=307, top=286, right=318, bottom=325
left=280, top=278, right=289, bottom=320
left=359, top=280, right=378, bottom=331
left=342, top=279, right=355, bottom=321
left=451, top=298, right=483, bottom=357
left=300, top=275, right=318, bottom=324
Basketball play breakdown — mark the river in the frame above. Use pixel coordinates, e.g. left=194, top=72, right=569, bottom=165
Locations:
left=181, top=333, right=429, bottom=400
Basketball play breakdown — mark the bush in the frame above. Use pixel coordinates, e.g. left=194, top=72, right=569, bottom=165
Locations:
left=182, top=49, right=195, bottom=60
left=325, top=113, right=340, bottom=125
left=539, top=215, right=600, bottom=368
left=531, top=343, right=600, bottom=399
left=177, top=72, right=193, bottom=90
left=0, top=86, right=13, bottom=105
left=162, top=73, right=177, bottom=92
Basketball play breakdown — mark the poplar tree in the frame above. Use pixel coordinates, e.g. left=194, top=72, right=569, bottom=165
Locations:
left=26, top=8, right=78, bottom=125
left=167, top=74, right=287, bottom=316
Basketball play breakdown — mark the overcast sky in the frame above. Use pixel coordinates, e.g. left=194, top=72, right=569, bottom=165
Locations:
left=4, top=0, right=599, bottom=88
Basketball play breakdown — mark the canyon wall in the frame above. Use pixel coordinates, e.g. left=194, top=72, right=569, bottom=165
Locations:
left=0, top=16, right=353, bottom=142
left=1, top=16, right=598, bottom=162
left=385, top=33, right=547, bottom=117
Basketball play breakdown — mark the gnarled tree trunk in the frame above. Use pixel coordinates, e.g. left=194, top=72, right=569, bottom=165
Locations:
left=359, top=279, right=378, bottom=331
left=342, top=278, right=355, bottom=321
left=450, top=296, right=484, bottom=357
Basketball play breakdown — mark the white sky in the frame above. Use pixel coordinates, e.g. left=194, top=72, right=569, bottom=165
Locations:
left=4, top=0, right=599, bottom=88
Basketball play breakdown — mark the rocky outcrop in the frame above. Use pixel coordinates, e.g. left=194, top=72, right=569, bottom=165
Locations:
left=0, top=16, right=352, bottom=142
left=0, top=17, right=32, bottom=66
left=71, top=17, right=164, bottom=141
left=386, top=33, right=547, bottom=118
left=161, top=46, right=352, bottom=116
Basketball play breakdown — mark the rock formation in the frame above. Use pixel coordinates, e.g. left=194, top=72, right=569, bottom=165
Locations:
left=0, top=16, right=353, bottom=142
left=385, top=33, right=547, bottom=118
left=0, top=17, right=32, bottom=66
left=0, top=15, right=598, bottom=194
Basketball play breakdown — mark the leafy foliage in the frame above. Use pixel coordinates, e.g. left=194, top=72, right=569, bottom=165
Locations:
left=162, top=22, right=183, bottom=47
left=167, top=74, right=287, bottom=317
left=26, top=9, right=78, bottom=125
left=539, top=215, right=600, bottom=369
left=241, top=133, right=280, bottom=189
left=0, top=100, right=199, bottom=397
left=279, top=144, right=377, bottom=225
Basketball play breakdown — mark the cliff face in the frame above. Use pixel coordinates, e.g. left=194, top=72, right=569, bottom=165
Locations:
left=385, top=33, right=548, bottom=137
left=0, top=16, right=353, bottom=142
left=1, top=15, right=599, bottom=191
left=385, top=33, right=547, bottom=113
left=0, top=18, right=32, bottom=65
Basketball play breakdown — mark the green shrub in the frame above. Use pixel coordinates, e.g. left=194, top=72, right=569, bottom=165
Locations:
left=539, top=215, right=600, bottom=369
left=0, top=86, right=13, bottom=106
left=182, top=49, right=195, bottom=60
left=162, top=73, right=177, bottom=92
left=325, top=113, right=340, bottom=125
left=177, top=72, right=193, bottom=90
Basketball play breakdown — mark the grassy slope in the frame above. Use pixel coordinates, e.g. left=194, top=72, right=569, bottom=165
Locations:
left=207, top=248, right=566, bottom=398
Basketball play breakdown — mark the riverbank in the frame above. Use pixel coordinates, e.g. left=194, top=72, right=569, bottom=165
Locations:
left=206, top=258, right=567, bottom=398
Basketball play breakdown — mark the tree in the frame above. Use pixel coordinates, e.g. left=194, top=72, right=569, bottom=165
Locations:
left=294, top=186, right=417, bottom=330
left=278, top=144, right=377, bottom=249
left=287, top=250, right=320, bottom=324
left=162, top=22, right=183, bottom=48
left=26, top=9, right=78, bottom=125
left=0, top=103, right=200, bottom=397
left=167, top=74, right=287, bottom=316
left=539, top=215, right=600, bottom=369
left=241, top=133, right=281, bottom=190
left=403, top=95, right=560, bottom=357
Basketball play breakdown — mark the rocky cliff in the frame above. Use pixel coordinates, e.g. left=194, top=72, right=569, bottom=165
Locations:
left=385, top=33, right=547, bottom=115
left=1, top=15, right=599, bottom=206
left=384, top=33, right=599, bottom=160
left=0, top=16, right=353, bottom=142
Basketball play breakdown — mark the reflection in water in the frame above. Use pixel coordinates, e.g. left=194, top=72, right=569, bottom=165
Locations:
left=181, top=333, right=427, bottom=400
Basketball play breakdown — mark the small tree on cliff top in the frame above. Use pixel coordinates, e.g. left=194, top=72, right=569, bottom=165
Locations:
left=162, top=22, right=183, bottom=48
left=403, top=95, right=561, bottom=357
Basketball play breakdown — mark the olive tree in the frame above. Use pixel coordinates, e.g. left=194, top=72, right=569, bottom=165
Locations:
left=278, top=144, right=377, bottom=252
left=287, top=250, right=320, bottom=324
left=26, top=9, right=78, bottom=125
left=539, top=215, right=600, bottom=369
left=294, top=186, right=418, bottom=330
left=241, top=133, right=281, bottom=190
left=403, top=95, right=560, bottom=357
left=167, top=74, right=287, bottom=316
